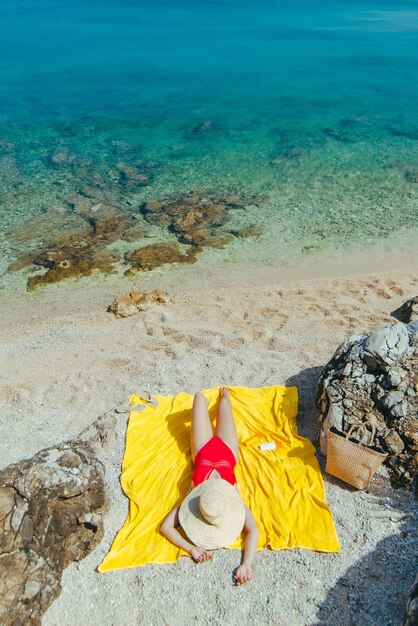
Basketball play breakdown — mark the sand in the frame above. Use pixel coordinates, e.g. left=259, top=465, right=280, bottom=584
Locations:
left=0, top=248, right=417, bottom=625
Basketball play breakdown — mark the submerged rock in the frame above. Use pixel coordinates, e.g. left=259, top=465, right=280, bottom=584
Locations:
left=271, top=146, right=305, bottom=165
left=6, top=188, right=262, bottom=290
left=121, top=225, right=151, bottom=242
left=316, top=303, right=418, bottom=489
left=107, top=161, right=154, bottom=190
left=323, top=127, right=353, bottom=143
left=191, top=120, right=214, bottom=135
left=49, top=146, right=77, bottom=168
left=405, top=170, right=418, bottom=183
left=7, top=203, right=136, bottom=290
left=141, top=190, right=259, bottom=252
left=26, top=246, right=121, bottom=292
left=0, top=440, right=106, bottom=626
left=230, top=224, right=263, bottom=238
left=125, top=242, right=197, bottom=273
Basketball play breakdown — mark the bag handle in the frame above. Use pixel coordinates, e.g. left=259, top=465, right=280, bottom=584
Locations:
left=346, top=420, right=376, bottom=446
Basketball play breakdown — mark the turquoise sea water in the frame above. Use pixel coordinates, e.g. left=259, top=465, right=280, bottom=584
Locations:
left=1, top=0, right=418, bottom=289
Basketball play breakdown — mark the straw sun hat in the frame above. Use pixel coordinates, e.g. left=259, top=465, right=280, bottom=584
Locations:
left=179, top=479, right=246, bottom=550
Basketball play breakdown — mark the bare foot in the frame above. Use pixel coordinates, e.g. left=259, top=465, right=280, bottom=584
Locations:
left=219, top=386, right=230, bottom=398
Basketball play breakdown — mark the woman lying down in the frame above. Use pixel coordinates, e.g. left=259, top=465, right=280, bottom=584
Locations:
left=161, top=387, right=259, bottom=586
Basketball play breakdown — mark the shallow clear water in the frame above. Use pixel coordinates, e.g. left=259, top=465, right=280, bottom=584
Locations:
left=1, top=0, right=418, bottom=289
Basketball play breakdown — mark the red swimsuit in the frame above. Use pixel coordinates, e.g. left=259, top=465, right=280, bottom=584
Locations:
left=192, top=436, right=237, bottom=486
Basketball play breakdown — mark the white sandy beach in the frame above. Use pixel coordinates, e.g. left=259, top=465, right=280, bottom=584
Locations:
left=0, top=244, right=417, bottom=625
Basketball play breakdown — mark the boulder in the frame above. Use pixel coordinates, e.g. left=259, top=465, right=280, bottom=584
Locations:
left=0, top=440, right=106, bottom=626
left=108, top=295, right=139, bottom=318
left=108, top=289, right=175, bottom=318
left=363, top=323, right=409, bottom=371
left=316, top=312, right=418, bottom=489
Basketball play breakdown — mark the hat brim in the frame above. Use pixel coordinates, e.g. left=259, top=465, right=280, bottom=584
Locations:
left=179, top=479, right=246, bottom=550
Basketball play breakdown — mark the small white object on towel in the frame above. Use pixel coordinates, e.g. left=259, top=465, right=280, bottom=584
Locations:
left=259, top=442, right=276, bottom=451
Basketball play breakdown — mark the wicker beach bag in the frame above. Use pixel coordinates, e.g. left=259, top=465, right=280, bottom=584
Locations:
left=326, top=421, right=388, bottom=490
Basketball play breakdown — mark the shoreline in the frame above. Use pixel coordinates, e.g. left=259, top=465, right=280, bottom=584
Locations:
left=1, top=225, right=417, bottom=322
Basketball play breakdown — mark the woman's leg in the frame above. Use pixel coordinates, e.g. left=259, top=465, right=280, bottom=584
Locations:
left=215, top=387, right=239, bottom=461
left=191, top=392, right=213, bottom=461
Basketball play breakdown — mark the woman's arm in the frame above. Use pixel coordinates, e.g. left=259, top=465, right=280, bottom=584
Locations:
left=160, top=494, right=212, bottom=563
left=160, top=506, right=195, bottom=553
left=235, top=505, right=259, bottom=585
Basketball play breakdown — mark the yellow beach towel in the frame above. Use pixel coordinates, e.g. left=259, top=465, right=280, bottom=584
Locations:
left=99, top=385, right=340, bottom=572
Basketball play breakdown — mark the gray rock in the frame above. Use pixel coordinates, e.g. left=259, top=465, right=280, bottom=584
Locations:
left=364, top=323, right=409, bottom=369
left=387, top=368, right=402, bottom=387
left=351, top=365, right=365, bottom=378
left=366, top=412, right=386, bottom=433
left=408, top=320, right=418, bottom=342
left=327, top=385, right=343, bottom=402
left=343, top=362, right=352, bottom=376
left=23, top=580, right=41, bottom=600
left=391, top=399, right=409, bottom=419
left=384, top=430, right=405, bottom=454
left=364, top=374, right=376, bottom=384
left=328, top=404, right=344, bottom=431
left=382, top=390, right=405, bottom=410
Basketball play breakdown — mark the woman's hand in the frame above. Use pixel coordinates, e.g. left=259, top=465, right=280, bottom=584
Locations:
left=190, top=546, right=212, bottom=563
left=235, top=563, right=252, bottom=585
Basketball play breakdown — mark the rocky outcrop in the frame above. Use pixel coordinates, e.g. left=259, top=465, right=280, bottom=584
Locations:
left=7, top=202, right=132, bottom=290
left=0, top=441, right=106, bottom=626
left=7, top=190, right=262, bottom=290
left=316, top=313, right=418, bottom=489
left=141, top=190, right=262, bottom=250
